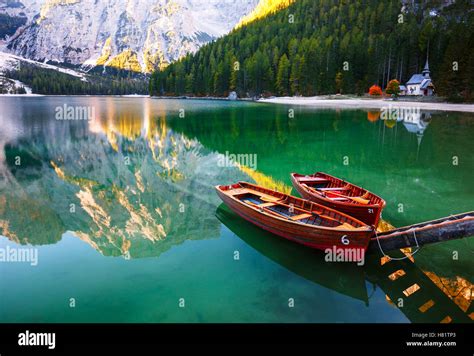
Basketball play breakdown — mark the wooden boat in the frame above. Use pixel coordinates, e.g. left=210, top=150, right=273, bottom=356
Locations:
left=290, top=172, right=386, bottom=226
left=215, top=205, right=369, bottom=303
left=215, top=182, right=373, bottom=252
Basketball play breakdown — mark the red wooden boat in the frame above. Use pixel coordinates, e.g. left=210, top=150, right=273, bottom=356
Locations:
left=290, top=172, right=386, bottom=226
left=215, top=182, right=373, bottom=252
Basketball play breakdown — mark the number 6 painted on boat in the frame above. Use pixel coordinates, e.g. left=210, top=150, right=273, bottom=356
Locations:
left=341, top=235, right=350, bottom=245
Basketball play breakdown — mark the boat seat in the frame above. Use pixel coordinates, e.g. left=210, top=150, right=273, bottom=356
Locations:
left=259, top=202, right=277, bottom=207
left=327, top=197, right=348, bottom=201
left=244, top=200, right=277, bottom=210
left=298, top=177, right=329, bottom=183
left=317, top=187, right=349, bottom=191
left=290, top=213, right=312, bottom=221
left=334, top=222, right=357, bottom=230
left=350, top=197, right=370, bottom=204
left=260, top=195, right=280, bottom=203
left=229, top=188, right=252, bottom=195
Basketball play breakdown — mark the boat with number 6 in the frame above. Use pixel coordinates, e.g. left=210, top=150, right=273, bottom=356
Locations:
left=215, top=182, right=373, bottom=252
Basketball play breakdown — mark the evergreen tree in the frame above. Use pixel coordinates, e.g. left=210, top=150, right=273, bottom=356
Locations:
left=276, top=54, right=290, bottom=95
left=150, top=0, right=474, bottom=102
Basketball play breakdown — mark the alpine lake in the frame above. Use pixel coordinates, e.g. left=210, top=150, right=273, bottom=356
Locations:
left=0, top=96, right=472, bottom=323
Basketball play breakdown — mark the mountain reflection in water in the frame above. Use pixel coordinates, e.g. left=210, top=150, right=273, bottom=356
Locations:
left=0, top=99, right=248, bottom=258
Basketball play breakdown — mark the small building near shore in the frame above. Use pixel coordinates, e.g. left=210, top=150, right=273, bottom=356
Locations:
left=399, top=85, right=407, bottom=96
left=228, top=91, right=238, bottom=101
left=406, top=59, right=435, bottom=96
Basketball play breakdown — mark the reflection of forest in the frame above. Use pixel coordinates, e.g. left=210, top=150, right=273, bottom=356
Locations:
left=170, top=108, right=444, bottom=172
left=0, top=106, right=247, bottom=258
left=169, top=107, right=474, bottom=188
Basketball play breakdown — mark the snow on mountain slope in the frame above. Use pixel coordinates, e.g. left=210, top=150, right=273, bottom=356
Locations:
left=2, top=0, right=260, bottom=73
left=0, top=51, right=85, bottom=78
left=0, top=0, right=41, bottom=49
left=0, top=0, right=41, bottom=22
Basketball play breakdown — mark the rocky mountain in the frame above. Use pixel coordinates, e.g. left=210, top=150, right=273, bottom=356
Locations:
left=0, top=0, right=260, bottom=73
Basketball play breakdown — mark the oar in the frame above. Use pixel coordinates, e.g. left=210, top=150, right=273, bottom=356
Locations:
left=305, top=184, right=355, bottom=201
left=303, top=183, right=367, bottom=203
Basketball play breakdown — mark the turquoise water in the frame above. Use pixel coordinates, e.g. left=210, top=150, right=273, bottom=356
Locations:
left=0, top=96, right=472, bottom=322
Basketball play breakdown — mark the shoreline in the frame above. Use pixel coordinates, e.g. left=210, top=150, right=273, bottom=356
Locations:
left=258, top=96, right=474, bottom=113
left=150, top=95, right=255, bottom=102
left=2, top=94, right=473, bottom=113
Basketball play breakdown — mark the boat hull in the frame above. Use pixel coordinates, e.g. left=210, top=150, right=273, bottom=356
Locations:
left=291, top=173, right=385, bottom=227
left=216, top=183, right=373, bottom=252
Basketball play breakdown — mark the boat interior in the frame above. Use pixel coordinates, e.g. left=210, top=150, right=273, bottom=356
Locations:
left=225, top=186, right=359, bottom=229
left=296, top=175, right=373, bottom=205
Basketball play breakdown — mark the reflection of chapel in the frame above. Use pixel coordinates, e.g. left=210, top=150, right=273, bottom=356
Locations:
left=403, top=112, right=432, bottom=148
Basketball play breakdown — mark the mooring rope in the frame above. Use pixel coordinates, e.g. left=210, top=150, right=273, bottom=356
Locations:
left=374, top=228, right=420, bottom=261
